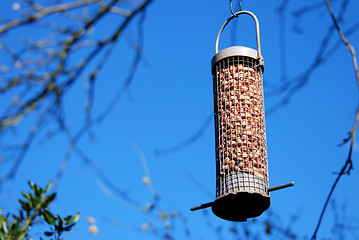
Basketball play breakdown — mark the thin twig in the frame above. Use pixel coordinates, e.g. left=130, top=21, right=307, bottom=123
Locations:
left=53, top=5, right=151, bottom=206
left=0, top=0, right=99, bottom=35
left=0, top=103, right=54, bottom=183
left=311, top=0, right=359, bottom=239
left=0, top=0, right=121, bottom=129
left=266, top=0, right=350, bottom=113
left=0, top=0, right=153, bottom=185
left=154, top=113, right=213, bottom=156
left=132, top=141, right=158, bottom=200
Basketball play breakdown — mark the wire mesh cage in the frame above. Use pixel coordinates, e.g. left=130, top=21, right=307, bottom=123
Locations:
left=190, top=10, right=294, bottom=222
left=210, top=11, right=269, bottom=221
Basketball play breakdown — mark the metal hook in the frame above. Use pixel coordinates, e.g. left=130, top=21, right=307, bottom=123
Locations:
left=230, top=0, right=243, bottom=17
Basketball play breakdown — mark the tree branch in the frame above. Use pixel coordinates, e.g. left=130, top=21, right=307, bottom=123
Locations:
left=0, top=0, right=99, bottom=35
left=311, top=0, right=359, bottom=239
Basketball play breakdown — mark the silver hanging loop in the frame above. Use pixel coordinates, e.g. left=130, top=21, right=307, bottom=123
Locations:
left=214, top=11, right=263, bottom=66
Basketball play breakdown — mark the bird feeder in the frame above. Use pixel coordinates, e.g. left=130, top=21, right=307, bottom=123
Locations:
left=191, top=11, right=294, bottom=222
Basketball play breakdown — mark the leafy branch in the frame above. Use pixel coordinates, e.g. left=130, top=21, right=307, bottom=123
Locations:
left=0, top=181, right=79, bottom=240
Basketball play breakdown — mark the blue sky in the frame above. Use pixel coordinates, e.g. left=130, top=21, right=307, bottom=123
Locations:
left=1, top=0, right=359, bottom=239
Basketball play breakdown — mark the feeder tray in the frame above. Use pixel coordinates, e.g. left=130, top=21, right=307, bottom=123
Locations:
left=191, top=10, right=294, bottom=222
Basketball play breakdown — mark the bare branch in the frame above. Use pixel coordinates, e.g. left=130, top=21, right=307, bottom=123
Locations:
left=154, top=113, right=213, bottom=156
left=0, top=0, right=99, bottom=35
left=0, top=103, right=54, bottom=183
left=266, top=0, right=351, bottom=114
left=311, top=0, right=359, bottom=239
left=0, top=0, right=153, bottom=185
left=51, top=4, right=151, bottom=208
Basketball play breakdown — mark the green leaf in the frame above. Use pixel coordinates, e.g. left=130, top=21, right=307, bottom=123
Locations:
left=2, top=222, right=8, bottom=234
left=63, top=215, right=71, bottom=222
left=55, top=216, right=64, bottom=234
left=42, top=210, right=56, bottom=225
left=12, top=227, right=30, bottom=240
left=44, top=231, right=54, bottom=237
left=34, top=184, right=41, bottom=196
left=63, top=223, right=76, bottom=232
left=10, top=221, right=21, bottom=233
left=27, top=195, right=34, bottom=209
left=19, top=210, right=24, bottom=220
left=27, top=181, right=35, bottom=191
left=43, top=193, right=56, bottom=207
left=57, top=223, right=63, bottom=235
left=15, top=226, right=29, bottom=240
left=29, top=196, right=37, bottom=210
left=20, top=192, right=31, bottom=202
left=44, top=182, right=52, bottom=193
left=45, top=209, right=56, bottom=219
left=65, top=212, right=80, bottom=224
left=12, top=214, right=21, bottom=221
left=0, top=230, right=7, bottom=239
left=18, top=200, right=30, bottom=212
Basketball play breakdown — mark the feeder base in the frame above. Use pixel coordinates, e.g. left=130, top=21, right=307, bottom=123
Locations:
left=211, top=192, right=270, bottom=222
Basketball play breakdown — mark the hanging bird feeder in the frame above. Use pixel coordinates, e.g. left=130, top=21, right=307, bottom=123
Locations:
left=191, top=11, right=294, bottom=222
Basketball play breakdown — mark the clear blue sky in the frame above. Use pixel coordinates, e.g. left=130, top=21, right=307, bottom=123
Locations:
left=1, top=0, right=359, bottom=239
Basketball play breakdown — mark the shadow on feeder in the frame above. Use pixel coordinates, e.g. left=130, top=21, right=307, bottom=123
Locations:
left=190, top=11, right=294, bottom=222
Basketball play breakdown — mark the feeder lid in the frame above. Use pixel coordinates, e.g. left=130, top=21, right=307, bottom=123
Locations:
left=211, top=45, right=264, bottom=69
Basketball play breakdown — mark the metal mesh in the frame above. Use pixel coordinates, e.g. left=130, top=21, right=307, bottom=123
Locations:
left=212, top=55, right=269, bottom=198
